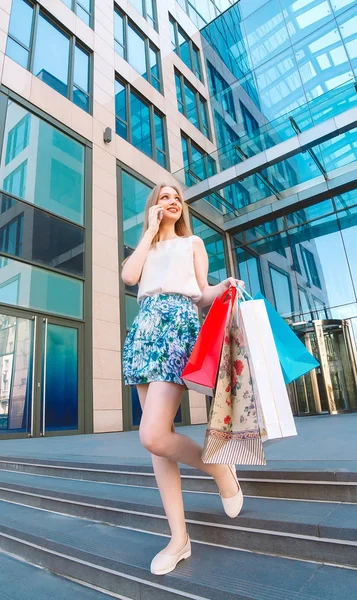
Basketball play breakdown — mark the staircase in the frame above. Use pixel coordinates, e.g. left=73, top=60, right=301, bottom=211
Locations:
left=0, top=455, right=356, bottom=599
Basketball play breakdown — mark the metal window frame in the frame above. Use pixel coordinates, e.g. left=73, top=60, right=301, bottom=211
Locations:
left=115, top=5, right=162, bottom=93
left=8, top=0, right=93, bottom=114
left=175, top=70, right=211, bottom=139
left=115, top=77, right=169, bottom=169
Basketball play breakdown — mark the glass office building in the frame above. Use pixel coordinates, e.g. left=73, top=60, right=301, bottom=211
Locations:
left=0, top=0, right=356, bottom=438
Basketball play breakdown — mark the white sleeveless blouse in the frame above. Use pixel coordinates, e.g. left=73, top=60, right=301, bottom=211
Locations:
left=137, top=236, right=203, bottom=305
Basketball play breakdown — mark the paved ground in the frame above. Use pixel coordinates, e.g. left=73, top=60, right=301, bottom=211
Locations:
left=0, top=413, right=356, bottom=472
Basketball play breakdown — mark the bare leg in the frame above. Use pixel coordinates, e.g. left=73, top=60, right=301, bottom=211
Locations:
left=136, top=384, right=187, bottom=554
left=139, top=382, right=239, bottom=507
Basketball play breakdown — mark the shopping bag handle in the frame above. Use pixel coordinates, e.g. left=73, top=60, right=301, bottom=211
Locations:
left=236, top=284, right=253, bottom=301
left=220, top=285, right=237, bottom=305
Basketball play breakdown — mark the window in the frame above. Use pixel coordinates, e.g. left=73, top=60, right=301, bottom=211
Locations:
left=6, top=1, right=91, bottom=113
left=115, top=78, right=168, bottom=169
left=3, top=161, right=27, bottom=200
left=175, top=71, right=211, bottom=138
left=240, top=102, right=259, bottom=136
left=128, top=0, right=157, bottom=30
left=61, top=0, right=92, bottom=27
left=301, top=247, right=322, bottom=289
left=0, top=259, right=83, bottom=318
left=114, top=7, right=162, bottom=92
left=191, top=217, right=227, bottom=286
left=234, top=247, right=264, bottom=297
left=0, top=101, right=85, bottom=225
left=181, top=134, right=216, bottom=186
left=5, top=114, right=30, bottom=165
left=207, top=62, right=236, bottom=121
left=169, top=16, right=202, bottom=81
left=269, top=265, right=294, bottom=317
left=0, top=193, right=84, bottom=276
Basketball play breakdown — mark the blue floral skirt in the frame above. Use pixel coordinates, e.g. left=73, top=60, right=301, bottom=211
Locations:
left=122, top=293, right=201, bottom=386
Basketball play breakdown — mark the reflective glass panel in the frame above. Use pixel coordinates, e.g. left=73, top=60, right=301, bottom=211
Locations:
left=0, top=258, right=83, bottom=318
left=0, top=102, right=85, bottom=225
left=242, top=0, right=290, bottom=69
left=74, top=45, right=90, bottom=93
left=121, top=170, right=152, bottom=249
left=293, top=19, right=353, bottom=102
left=127, top=25, right=147, bottom=77
left=0, top=192, right=84, bottom=276
left=191, top=216, right=227, bottom=285
left=6, top=0, right=34, bottom=68
left=0, top=314, right=33, bottom=435
left=184, top=82, right=199, bottom=129
left=114, top=10, right=125, bottom=57
left=130, top=93, right=152, bottom=158
left=33, top=14, right=70, bottom=98
left=337, top=5, right=357, bottom=77
left=115, top=79, right=128, bottom=140
left=270, top=266, right=294, bottom=317
left=42, top=323, right=78, bottom=431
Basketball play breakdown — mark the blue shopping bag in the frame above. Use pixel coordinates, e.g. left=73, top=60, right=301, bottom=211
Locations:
left=238, top=287, right=319, bottom=384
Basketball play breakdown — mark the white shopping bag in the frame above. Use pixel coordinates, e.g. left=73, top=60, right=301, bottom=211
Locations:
left=239, top=298, right=297, bottom=440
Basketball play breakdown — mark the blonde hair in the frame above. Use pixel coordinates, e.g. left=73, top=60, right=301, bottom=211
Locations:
left=122, top=183, right=192, bottom=266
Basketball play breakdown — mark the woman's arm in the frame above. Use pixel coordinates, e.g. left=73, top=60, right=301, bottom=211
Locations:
left=121, top=230, right=155, bottom=286
left=121, top=205, right=164, bottom=286
left=193, top=236, right=244, bottom=308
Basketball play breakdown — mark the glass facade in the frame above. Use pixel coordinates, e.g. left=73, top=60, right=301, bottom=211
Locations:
left=0, top=97, right=86, bottom=436
left=115, top=78, right=168, bottom=168
left=114, top=7, right=162, bottom=92
left=7, top=0, right=91, bottom=112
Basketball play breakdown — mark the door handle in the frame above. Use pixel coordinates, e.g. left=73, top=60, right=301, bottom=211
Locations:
left=42, top=318, right=48, bottom=436
left=29, top=316, right=37, bottom=438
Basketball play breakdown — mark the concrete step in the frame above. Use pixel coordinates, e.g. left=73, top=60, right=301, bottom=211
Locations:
left=0, top=470, right=356, bottom=567
left=0, top=550, right=115, bottom=599
left=0, top=500, right=357, bottom=600
left=0, top=456, right=356, bottom=502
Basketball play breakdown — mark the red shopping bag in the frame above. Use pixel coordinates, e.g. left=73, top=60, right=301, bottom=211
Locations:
left=182, top=286, right=236, bottom=395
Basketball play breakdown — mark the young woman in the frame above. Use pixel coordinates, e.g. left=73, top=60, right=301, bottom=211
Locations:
left=122, top=183, right=244, bottom=576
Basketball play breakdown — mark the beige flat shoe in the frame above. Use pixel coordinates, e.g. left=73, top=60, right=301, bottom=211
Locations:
left=220, top=465, right=244, bottom=518
left=150, top=535, right=191, bottom=576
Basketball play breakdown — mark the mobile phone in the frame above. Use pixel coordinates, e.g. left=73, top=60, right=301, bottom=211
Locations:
left=158, top=209, right=164, bottom=220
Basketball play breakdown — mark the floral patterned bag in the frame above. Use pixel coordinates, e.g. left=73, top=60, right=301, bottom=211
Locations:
left=202, top=289, right=266, bottom=465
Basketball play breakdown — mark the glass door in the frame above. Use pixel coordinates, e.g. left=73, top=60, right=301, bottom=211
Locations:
left=0, top=309, right=83, bottom=438
left=39, top=317, right=83, bottom=437
left=0, top=312, right=35, bottom=436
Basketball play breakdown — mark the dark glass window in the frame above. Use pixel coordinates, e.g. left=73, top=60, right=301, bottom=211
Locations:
left=6, top=1, right=92, bottom=113
left=115, top=78, right=168, bottom=168
left=240, top=101, right=259, bottom=136
left=175, top=71, right=211, bottom=139
left=114, top=7, right=162, bottom=92
left=62, top=0, right=93, bottom=27
left=0, top=192, right=84, bottom=277
left=169, top=16, right=202, bottom=81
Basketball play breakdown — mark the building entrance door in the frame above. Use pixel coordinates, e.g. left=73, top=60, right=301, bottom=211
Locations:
left=288, top=319, right=357, bottom=416
left=0, top=308, right=83, bottom=438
